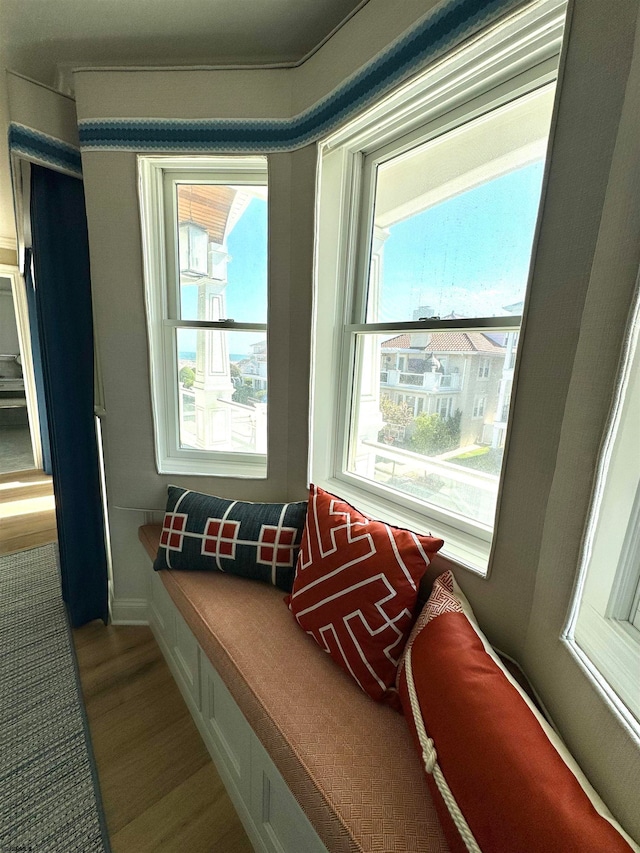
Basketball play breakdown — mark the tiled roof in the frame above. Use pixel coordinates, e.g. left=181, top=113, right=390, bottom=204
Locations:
left=382, top=332, right=505, bottom=353
left=382, top=334, right=412, bottom=348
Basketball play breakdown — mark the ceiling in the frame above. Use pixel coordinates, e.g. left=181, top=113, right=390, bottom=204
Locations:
left=1, top=0, right=369, bottom=90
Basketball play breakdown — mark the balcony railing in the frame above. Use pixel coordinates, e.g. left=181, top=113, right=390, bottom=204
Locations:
left=381, top=369, right=461, bottom=392
left=399, top=372, right=424, bottom=386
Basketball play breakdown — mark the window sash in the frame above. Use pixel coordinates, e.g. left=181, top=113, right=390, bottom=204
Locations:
left=139, top=155, right=269, bottom=478
left=163, top=165, right=268, bottom=324
left=341, top=321, right=517, bottom=541
left=352, top=87, right=556, bottom=328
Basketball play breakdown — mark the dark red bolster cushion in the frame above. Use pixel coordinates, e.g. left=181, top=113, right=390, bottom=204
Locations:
left=397, top=573, right=636, bottom=853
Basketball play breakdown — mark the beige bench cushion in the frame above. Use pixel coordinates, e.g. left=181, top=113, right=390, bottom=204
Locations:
left=140, top=524, right=448, bottom=853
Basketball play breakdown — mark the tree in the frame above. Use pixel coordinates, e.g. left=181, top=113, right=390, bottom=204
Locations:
left=179, top=366, right=195, bottom=389
left=232, top=380, right=255, bottom=406
left=379, top=396, right=414, bottom=426
left=411, top=408, right=461, bottom=456
left=378, top=396, right=414, bottom=443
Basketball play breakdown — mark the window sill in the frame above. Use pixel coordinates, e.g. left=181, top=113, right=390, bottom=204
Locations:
left=317, top=474, right=491, bottom=576
left=572, top=603, right=640, bottom=726
left=157, top=453, right=267, bottom=479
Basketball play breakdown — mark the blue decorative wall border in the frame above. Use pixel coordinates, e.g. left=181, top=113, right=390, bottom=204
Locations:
left=9, top=123, right=83, bottom=177
left=78, top=0, right=520, bottom=153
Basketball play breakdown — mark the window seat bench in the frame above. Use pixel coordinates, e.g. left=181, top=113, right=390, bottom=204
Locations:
left=138, top=523, right=449, bottom=853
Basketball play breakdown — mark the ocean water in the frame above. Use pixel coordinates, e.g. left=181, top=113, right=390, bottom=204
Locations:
left=178, top=351, right=247, bottom=362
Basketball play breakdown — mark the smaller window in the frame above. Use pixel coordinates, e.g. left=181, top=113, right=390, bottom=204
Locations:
left=179, top=223, right=208, bottom=276
left=435, top=396, right=453, bottom=418
left=139, top=155, right=269, bottom=478
left=478, top=358, right=491, bottom=379
left=473, top=396, right=486, bottom=418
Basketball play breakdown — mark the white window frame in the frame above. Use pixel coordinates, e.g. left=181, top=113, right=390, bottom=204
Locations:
left=311, top=0, right=566, bottom=574
left=138, top=155, right=268, bottom=478
left=565, top=282, right=640, bottom=727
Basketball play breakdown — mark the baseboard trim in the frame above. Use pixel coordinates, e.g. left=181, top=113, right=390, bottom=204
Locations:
left=110, top=597, right=148, bottom=625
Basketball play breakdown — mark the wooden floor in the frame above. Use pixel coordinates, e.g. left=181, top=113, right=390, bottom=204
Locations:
left=0, top=468, right=57, bottom=555
left=3, top=471, right=253, bottom=852
left=74, top=622, right=253, bottom=852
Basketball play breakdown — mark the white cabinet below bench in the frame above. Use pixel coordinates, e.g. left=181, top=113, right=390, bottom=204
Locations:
left=147, top=569, right=328, bottom=853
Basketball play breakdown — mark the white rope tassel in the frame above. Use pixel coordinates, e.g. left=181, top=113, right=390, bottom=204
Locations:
left=404, top=645, right=482, bottom=853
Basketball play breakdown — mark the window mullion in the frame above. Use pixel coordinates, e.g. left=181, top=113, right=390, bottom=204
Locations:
left=164, top=319, right=267, bottom=332
left=346, top=316, right=521, bottom=334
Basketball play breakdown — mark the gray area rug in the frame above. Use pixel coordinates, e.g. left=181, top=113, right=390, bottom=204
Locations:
left=0, top=544, right=110, bottom=852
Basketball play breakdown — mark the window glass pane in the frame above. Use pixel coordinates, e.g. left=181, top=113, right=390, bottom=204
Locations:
left=177, top=328, right=267, bottom=454
left=176, top=183, right=267, bottom=323
left=366, top=87, right=554, bottom=323
left=349, top=330, right=518, bottom=527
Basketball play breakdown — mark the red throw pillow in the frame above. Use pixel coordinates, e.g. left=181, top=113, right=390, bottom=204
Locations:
left=398, top=572, right=637, bottom=853
left=286, top=484, right=444, bottom=709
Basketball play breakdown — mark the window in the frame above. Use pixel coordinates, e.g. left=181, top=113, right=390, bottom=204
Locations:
left=435, top=396, right=453, bottom=419
left=312, top=0, right=566, bottom=572
left=472, top=396, right=486, bottom=419
left=478, top=358, right=491, bottom=379
left=139, top=155, right=269, bottom=477
left=566, top=287, right=640, bottom=725
left=179, top=223, right=208, bottom=275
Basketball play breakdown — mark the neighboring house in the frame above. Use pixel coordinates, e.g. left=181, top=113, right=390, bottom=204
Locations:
left=235, top=340, right=268, bottom=393
left=380, top=330, right=506, bottom=447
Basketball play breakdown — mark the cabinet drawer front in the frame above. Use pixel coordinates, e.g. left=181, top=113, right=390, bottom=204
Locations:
left=148, top=569, right=175, bottom=648
left=172, top=608, right=200, bottom=707
left=200, top=653, right=252, bottom=804
left=251, top=738, right=327, bottom=853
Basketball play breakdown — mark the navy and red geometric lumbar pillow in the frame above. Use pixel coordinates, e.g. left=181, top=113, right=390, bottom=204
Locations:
left=154, top=486, right=307, bottom=592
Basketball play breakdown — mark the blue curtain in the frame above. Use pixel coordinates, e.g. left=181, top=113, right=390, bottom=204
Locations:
left=23, top=248, right=52, bottom=475
left=29, top=164, right=109, bottom=627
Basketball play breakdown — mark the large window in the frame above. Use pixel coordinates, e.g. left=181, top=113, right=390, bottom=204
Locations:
left=566, top=285, right=640, bottom=725
left=312, top=0, right=566, bottom=572
left=139, top=156, right=268, bottom=477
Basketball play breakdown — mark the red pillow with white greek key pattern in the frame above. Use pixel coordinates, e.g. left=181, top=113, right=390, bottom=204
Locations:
left=285, top=485, right=444, bottom=710
left=397, top=572, right=638, bottom=853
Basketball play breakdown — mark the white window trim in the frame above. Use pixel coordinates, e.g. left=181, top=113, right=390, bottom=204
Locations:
left=565, top=278, right=640, bottom=727
left=0, top=262, right=42, bottom=469
left=138, top=155, right=269, bottom=478
left=311, top=0, right=566, bottom=574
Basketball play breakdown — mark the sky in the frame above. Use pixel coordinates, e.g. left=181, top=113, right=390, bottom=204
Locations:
left=179, top=197, right=268, bottom=355
left=179, top=160, right=544, bottom=356
left=373, top=160, right=545, bottom=323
